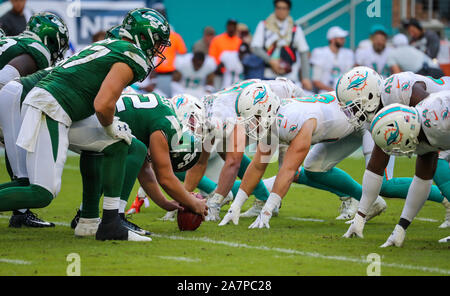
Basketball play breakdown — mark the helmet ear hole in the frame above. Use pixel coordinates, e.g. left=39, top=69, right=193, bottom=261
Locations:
left=368, top=93, right=373, bottom=100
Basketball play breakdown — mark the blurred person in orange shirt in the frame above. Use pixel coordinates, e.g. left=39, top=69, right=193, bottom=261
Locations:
left=152, top=2, right=187, bottom=97
left=209, top=19, right=242, bottom=65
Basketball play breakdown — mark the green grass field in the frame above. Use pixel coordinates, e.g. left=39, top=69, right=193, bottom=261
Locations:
left=0, top=155, right=448, bottom=276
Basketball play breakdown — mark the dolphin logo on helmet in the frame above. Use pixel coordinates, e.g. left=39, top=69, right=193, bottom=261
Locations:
left=347, top=71, right=368, bottom=91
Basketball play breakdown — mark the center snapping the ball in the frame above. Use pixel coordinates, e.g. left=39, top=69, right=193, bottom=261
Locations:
left=177, top=193, right=204, bottom=231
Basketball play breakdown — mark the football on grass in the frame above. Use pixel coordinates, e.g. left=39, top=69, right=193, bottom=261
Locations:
left=177, top=193, right=204, bottom=231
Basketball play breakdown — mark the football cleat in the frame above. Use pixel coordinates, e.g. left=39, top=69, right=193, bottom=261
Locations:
left=159, top=210, right=177, bottom=221
left=74, top=217, right=101, bottom=237
left=95, top=216, right=151, bottom=242
left=219, top=192, right=234, bottom=207
left=343, top=213, right=366, bottom=238
left=70, top=209, right=81, bottom=229
left=119, top=213, right=151, bottom=236
left=240, top=199, right=264, bottom=218
left=380, top=224, right=406, bottom=248
left=126, top=196, right=147, bottom=215
left=336, top=196, right=358, bottom=220
left=438, top=198, right=450, bottom=228
left=9, top=210, right=55, bottom=228
left=438, top=236, right=450, bottom=243
left=365, top=196, right=387, bottom=221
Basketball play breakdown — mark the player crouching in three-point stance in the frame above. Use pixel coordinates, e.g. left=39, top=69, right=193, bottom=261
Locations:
left=347, top=92, right=450, bottom=247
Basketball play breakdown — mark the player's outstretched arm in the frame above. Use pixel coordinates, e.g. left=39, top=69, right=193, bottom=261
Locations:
left=184, top=148, right=210, bottom=192
left=137, top=160, right=183, bottom=212
left=249, top=119, right=316, bottom=229
left=150, top=131, right=208, bottom=218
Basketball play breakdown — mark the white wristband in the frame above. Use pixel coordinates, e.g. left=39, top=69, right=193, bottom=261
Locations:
left=262, top=192, right=282, bottom=213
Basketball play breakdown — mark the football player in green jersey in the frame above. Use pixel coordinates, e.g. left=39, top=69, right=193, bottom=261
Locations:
left=0, top=8, right=171, bottom=241
left=0, top=12, right=69, bottom=88
left=0, top=12, right=69, bottom=227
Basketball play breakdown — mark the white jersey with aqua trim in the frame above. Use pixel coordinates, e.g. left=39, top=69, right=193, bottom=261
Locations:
left=381, top=72, right=450, bottom=107
left=203, top=78, right=305, bottom=140
left=276, top=91, right=354, bottom=145
left=414, top=91, right=450, bottom=155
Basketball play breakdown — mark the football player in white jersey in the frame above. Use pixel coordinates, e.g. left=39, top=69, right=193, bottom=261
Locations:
left=171, top=51, right=216, bottom=98
left=369, top=92, right=450, bottom=247
left=183, top=78, right=307, bottom=221
left=339, top=67, right=450, bottom=243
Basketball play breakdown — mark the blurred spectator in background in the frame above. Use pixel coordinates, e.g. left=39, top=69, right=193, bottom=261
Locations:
left=311, top=26, right=354, bottom=93
left=387, top=33, right=444, bottom=78
left=219, top=43, right=246, bottom=88
left=193, top=26, right=215, bottom=55
left=171, top=51, right=216, bottom=98
left=0, top=0, right=31, bottom=36
left=209, top=19, right=242, bottom=65
left=135, top=71, right=168, bottom=97
left=152, top=2, right=187, bottom=97
left=92, top=30, right=106, bottom=43
left=251, top=0, right=312, bottom=90
left=355, top=24, right=392, bottom=78
left=237, top=23, right=252, bottom=45
left=405, top=18, right=440, bottom=59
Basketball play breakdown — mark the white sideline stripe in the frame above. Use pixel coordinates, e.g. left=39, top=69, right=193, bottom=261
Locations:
left=0, top=259, right=31, bottom=265
left=158, top=256, right=200, bottom=263
left=0, top=215, right=70, bottom=227
left=152, top=234, right=450, bottom=275
left=416, top=217, right=439, bottom=223
left=0, top=214, right=448, bottom=275
left=287, top=217, right=325, bottom=222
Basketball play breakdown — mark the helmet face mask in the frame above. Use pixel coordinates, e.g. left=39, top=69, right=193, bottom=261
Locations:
left=370, top=104, right=421, bottom=157
left=236, top=83, right=280, bottom=141
left=171, top=94, right=207, bottom=141
left=336, top=66, right=383, bottom=127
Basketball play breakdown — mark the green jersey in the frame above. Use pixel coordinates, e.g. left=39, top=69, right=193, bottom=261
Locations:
left=19, top=68, right=51, bottom=104
left=37, top=39, right=150, bottom=122
left=116, top=92, right=182, bottom=148
left=0, top=35, right=51, bottom=70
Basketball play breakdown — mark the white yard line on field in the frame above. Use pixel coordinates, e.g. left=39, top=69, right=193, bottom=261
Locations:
left=0, top=259, right=31, bottom=265
left=415, top=217, right=439, bottom=223
left=0, top=214, right=448, bottom=275
left=158, top=256, right=201, bottom=263
left=287, top=217, right=325, bottom=222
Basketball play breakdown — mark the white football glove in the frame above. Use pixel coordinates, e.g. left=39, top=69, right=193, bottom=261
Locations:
left=219, top=205, right=241, bottom=226
left=104, top=117, right=133, bottom=145
left=249, top=210, right=272, bottom=229
left=380, top=224, right=406, bottom=248
left=342, top=213, right=365, bottom=238
left=159, top=210, right=177, bottom=221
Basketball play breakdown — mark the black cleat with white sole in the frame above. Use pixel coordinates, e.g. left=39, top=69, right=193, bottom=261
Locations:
left=120, top=213, right=151, bottom=236
left=9, top=210, right=55, bottom=228
left=71, top=209, right=81, bottom=229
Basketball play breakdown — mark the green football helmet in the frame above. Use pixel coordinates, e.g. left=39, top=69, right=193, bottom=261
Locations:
left=169, top=129, right=202, bottom=172
left=120, top=8, right=171, bottom=71
left=0, top=28, right=5, bottom=38
left=25, top=12, right=69, bottom=64
left=106, top=25, right=121, bottom=39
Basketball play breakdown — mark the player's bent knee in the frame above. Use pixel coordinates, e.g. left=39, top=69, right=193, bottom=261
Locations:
left=30, top=184, right=54, bottom=208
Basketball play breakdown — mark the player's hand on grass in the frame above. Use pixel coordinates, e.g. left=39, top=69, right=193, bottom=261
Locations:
left=218, top=204, right=241, bottom=226
left=342, top=213, right=365, bottom=238
left=249, top=210, right=272, bottom=229
left=105, top=117, right=133, bottom=145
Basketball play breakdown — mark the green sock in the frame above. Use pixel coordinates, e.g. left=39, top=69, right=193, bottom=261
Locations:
left=433, top=159, right=450, bottom=200
left=79, top=151, right=103, bottom=218
left=120, top=138, right=147, bottom=203
left=0, top=184, right=53, bottom=211
left=102, top=141, right=128, bottom=198
left=295, top=167, right=348, bottom=198
left=380, top=177, right=444, bottom=203
left=304, top=168, right=362, bottom=201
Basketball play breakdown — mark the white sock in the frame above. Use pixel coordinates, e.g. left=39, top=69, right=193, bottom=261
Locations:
left=358, top=170, right=383, bottom=215
left=232, top=189, right=249, bottom=209
left=103, top=196, right=119, bottom=210
left=262, top=176, right=276, bottom=192
left=119, top=200, right=127, bottom=214
left=262, top=193, right=282, bottom=213
left=18, top=209, right=27, bottom=213
left=400, top=176, right=432, bottom=222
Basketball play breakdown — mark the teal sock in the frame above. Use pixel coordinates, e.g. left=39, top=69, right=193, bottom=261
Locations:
left=102, top=141, right=128, bottom=198
left=120, top=138, right=147, bottom=203
left=434, top=159, right=450, bottom=200
left=0, top=184, right=53, bottom=211
left=175, top=171, right=218, bottom=194
left=231, top=180, right=241, bottom=197
left=380, top=177, right=444, bottom=203
left=295, top=168, right=348, bottom=198
left=304, top=168, right=362, bottom=201
left=79, top=151, right=103, bottom=219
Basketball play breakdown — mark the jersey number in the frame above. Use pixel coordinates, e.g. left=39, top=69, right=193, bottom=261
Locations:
left=0, top=39, right=18, bottom=55
left=116, top=93, right=159, bottom=112
left=62, top=40, right=115, bottom=69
